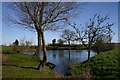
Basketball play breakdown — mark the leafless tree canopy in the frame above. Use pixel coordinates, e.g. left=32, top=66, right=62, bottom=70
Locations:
left=61, top=29, right=76, bottom=44
left=70, top=14, right=114, bottom=48
left=10, top=2, right=79, bottom=31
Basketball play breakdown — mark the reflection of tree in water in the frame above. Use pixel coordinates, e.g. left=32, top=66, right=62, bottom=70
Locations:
left=59, top=57, right=69, bottom=70
left=58, top=51, right=72, bottom=75
left=52, top=53, right=56, bottom=59
left=51, top=50, right=58, bottom=59
left=68, top=50, right=71, bottom=67
left=58, top=50, right=71, bottom=68
left=58, top=50, right=71, bottom=70
left=58, top=53, right=64, bottom=59
left=59, top=50, right=74, bottom=68
left=52, top=50, right=65, bottom=59
left=68, top=50, right=83, bottom=66
left=58, top=50, right=64, bottom=59
left=54, top=50, right=93, bottom=75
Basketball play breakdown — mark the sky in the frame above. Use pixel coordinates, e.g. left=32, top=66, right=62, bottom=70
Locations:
left=1, top=2, right=118, bottom=45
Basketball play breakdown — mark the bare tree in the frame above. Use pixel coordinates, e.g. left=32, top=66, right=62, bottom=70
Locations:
left=20, top=37, right=26, bottom=47
left=61, top=29, right=76, bottom=50
left=8, top=2, right=79, bottom=69
left=57, top=39, right=64, bottom=46
left=25, top=41, right=32, bottom=46
left=70, top=14, right=114, bottom=65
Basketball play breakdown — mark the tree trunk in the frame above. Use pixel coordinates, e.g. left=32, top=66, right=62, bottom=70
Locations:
left=88, top=50, right=90, bottom=61
left=87, top=42, right=91, bottom=67
left=87, top=49, right=91, bottom=78
left=37, top=2, right=47, bottom=70
left=68, top=40, right=71, bottom=51
left=68, top=40, right=71, bottom=66
left=41, top=31, right=47, bottom=63
left=38, top=31, right=47, bottom=70
left=35, top=31, right=41, bottom=61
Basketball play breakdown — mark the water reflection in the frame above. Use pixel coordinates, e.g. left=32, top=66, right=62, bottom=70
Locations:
left=25, top=50, right=96, bottom=76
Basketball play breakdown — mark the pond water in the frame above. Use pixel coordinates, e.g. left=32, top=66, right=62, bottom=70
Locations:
left=25, top=50, right=96, bottom=76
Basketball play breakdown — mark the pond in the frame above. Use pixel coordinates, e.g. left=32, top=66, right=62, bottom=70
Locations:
left=25, top=50, right=96, bottom=76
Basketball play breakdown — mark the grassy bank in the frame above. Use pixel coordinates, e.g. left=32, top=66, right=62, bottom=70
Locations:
left=2, top=46, right=36, bottom=54
left=68, top=44, right=119, bottom=79
left=2, top=53, right=61, bottom=78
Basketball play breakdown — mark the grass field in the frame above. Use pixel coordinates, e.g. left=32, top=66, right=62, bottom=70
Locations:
left=2, top=53, right=60, bottom=78
left=68, top=44, right=120, bottom=79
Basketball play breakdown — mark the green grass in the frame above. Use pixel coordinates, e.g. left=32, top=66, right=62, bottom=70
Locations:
left=2, top=53, right=60, bottom=78
left=69, top=44, right=120, bottom=79
left=2, top=46, right=36, bottom=54
left=2, top=46, right=14, bottom=54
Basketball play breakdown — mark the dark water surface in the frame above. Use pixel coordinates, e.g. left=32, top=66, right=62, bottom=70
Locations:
left=25, top=50, right=96, bottom=76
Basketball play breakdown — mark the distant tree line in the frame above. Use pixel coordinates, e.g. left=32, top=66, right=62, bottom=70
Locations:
left=12, top=38, right=35, bottom=53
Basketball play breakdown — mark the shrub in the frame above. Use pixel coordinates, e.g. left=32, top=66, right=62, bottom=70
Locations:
left=92, top=41, right=115, bottom=54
